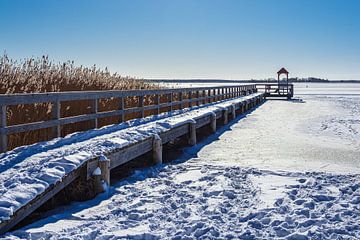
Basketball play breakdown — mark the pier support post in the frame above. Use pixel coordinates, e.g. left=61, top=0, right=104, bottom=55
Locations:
left=99, top=156, right=110, bottom=187
left=188, top=121, right=197, bottom=146
left=210, top=112, right=216, bottom=133
left=153, top=134, right=163, bottom=164
left=231, top=104, right=236, bottom=120
left=92, top=167, right=104, bottom=194
left=222, top=109, right=228, bottom=125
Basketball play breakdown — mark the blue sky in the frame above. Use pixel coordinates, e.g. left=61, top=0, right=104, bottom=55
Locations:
left=1, top=0, right=359, bottom=79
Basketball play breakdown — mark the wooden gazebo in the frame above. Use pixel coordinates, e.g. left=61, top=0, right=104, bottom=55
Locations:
left=277, top=67, right=289, bottom=85
left=255, top=67, right=294, bottom=99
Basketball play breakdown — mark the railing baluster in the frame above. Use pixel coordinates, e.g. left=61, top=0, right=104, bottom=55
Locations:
left=120, top=97, right=125, bottom=122
left=139, top=95, right=145, bottom=118
left=52, top=101, right=61, bottom=138
left=155, top=94, right=160, bottom=114
left=196, top=91, right=200, bottom=106
left=0, top=105, right=7, bottom=153
left=188, top=91, right=192, bottom=108
left=179, top=92, right=184, bottom=109
left=92, top=98, right=98, bottom=128
left=168, top=93, right=173, bottom=112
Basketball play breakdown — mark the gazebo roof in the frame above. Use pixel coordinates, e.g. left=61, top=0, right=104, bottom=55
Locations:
left=277, top=67, right=289, bottom=74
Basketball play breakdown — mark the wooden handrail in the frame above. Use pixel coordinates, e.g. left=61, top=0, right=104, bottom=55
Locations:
left=0, top=84, right=257, bottom=152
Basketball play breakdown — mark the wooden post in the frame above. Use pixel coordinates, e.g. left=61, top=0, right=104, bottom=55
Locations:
left=210, top=112, right=216, bottom=133
left=0, top=105, right=7, bottom=153
left=92, top=166, right=104, bottom=194
left=120, top=97, right=125, bottom=122
left=155, top=94, right=160, bottom=115
left=202, top=90, right=206, bottom=104
left=188, top=91, right=192, bottom=108
left=168, top=93, right=173, bottom=112
left=188, top=121, right=197, bottom=146
left=52, top=101, right=61, bottom=138
left=208, top=89, right=211, bottom=103
left=152, top=134, right=162, bottom=164
left=223, top=109, right=228, bottom=125
left=231, top=104, right=236, bottom=119
left=91, top=98, right=98, bottom=128
left=98, top=156, right=110, bottom=187
left=139, top=95, right=145, bottom=118
left=196, top=91, right=200, bottom=106
left=179, top=92, right=184, bottom=109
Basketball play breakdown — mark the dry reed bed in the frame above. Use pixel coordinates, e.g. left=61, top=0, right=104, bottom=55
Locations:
left=0, top=54, right=174, bottom=150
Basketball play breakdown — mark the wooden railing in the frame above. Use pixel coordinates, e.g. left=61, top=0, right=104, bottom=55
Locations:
left=0, top=84, right=257, bottom=152
left=256, top=83, right=294, bottom=99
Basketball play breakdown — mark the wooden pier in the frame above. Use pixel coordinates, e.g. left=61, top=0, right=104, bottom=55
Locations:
left=256, top=83, right=294, bottom=99
left=0, top=85, right=266, bottom=234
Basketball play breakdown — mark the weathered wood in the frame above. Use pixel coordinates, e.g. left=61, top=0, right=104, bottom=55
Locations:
left=155, top=94, right=160, bottom=114
left=109, top=138, right=153, bottom=169
left=0, top=85, right=255, bottom=106
left=196, top=91, right=200, bottom=106
left=179, top=92, right=184, bottom=109
left=120, top=97, right=125, bottom=122
left=139, top=95, right=145, bottom=118
left=92, top=166, right=104, bottom=194
left=231, top=104, right=236, bottom=119
left=210, top=112, right=217, bottom=133
left=52, top=101, right=61, bottom=138
left=152, top=134, right=162, bottom=164
left=159, top=124, right=189, bottom=144
left=168, top=93, right=173, bottom=112
left=91, top=99, right=98, bottom=128
left=99, top=156, right=110, bottom=186
left=188, top=91, right=192, bottom=108
left=223, top=109, right=229, bottom=125
left=0, top=105, right=7, bottom=152
left=188, top=121, right=197, bottom=146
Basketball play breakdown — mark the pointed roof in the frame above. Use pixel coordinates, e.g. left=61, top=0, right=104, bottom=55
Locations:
left=277, top=67, right=289, bottom=74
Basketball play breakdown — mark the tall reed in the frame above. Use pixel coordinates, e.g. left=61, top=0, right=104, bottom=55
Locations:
left=0, top=54, right=163, bottom=150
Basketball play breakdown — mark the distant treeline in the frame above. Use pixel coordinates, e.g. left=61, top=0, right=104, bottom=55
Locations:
left=146, top=78, right=360, bottom=83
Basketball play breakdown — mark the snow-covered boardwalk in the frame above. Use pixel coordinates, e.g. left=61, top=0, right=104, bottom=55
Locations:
left=0, top=91, right=264, bottom=234
left=4, top=93, right=360, bottom=239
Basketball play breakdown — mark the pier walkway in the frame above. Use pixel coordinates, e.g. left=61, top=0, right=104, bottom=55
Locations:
left=0, top=85, right=265, bottom=234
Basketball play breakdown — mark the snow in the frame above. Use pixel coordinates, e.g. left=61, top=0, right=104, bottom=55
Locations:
left=92, top=167, right=101, bottom=176
left=4, top=163, right=360, bottom=239
left=2, top=84, right=360, bottom=239
left=0, top=93, right=261, bottom=224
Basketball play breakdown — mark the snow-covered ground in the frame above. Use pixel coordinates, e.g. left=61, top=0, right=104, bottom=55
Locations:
left=3, top=85, right=360, bottom=239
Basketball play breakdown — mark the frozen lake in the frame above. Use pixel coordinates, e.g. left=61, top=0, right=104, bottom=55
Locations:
left=198, top=95, right=360, bottom=173
left=160, top=81, right=360, bottom=96
left=5, top=83, right=360, bottom=239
